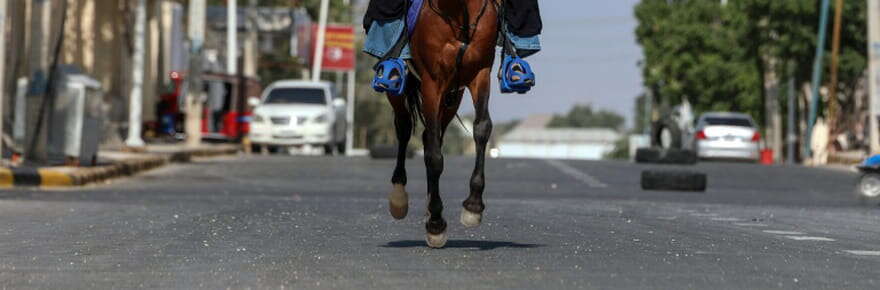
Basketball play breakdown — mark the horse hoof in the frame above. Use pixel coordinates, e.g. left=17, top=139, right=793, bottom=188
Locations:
left=425, top=232, right=448, bottom=248
left=388, top=184, right=409, bottom=220
left=460, top=209, right=482, bottom=228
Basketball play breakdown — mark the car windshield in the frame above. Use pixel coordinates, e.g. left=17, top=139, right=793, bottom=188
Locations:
left=264, top=88, right=326, bottom=105
left=703, top=117, right=753, bottom=127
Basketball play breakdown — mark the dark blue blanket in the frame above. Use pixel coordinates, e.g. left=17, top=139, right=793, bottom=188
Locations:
left=406, top=0, right=424, bottom=37
left=364, top=0, right=541, bottom=37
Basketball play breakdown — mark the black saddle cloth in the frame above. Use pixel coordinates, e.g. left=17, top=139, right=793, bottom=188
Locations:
left=363, top=0, right=542, bottom=37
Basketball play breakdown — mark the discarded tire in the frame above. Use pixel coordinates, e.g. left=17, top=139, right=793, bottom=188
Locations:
left=635, top=147, right=698, bottom=165
left=641, top=170, right=707, bottom=192
left=369, top=145, right=414, bottom=159
left=369, top=145, right=397, bottom=159
left=651, top=117, right=683, bottom=149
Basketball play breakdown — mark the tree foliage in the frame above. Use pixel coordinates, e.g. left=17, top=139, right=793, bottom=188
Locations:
left=635, top=0, right=867, bottom=125
left=208, top=0, right=351, bottom=22
left=547, top=105, right=625, bottom=130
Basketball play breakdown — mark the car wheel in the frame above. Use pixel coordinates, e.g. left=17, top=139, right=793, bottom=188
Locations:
left=660, top=128, right=673, bottom=148
left=857, top=173, right=880, bottom=205
left=369, top=145, right=398, bottom=159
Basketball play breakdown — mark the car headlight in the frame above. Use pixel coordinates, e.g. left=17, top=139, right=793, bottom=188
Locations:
left=313, top=113, right=329, bottom=124
left=253, top=114, right=265, bottom=123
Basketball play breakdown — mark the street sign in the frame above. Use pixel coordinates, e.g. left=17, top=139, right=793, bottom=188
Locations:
left=311, top=25, right=355, bottom=72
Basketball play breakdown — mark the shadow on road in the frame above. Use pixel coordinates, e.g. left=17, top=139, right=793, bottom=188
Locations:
left=382, top=240, right=545, bottom=250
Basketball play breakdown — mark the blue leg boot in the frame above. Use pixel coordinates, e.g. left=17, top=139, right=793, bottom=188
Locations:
left=372, top=58, right=408, bottom=96
left=499, top=55, right=536, bottom=94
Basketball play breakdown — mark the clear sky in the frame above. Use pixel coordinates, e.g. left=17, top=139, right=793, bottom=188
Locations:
left=479, top=0, right=644, bottom=126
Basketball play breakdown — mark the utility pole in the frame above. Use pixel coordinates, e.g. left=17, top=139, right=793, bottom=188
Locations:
left=244, top=0, right=257, bottom=77
left=868, top=0, right=880, bottom=154
left=806, top=0, right=832, bottom=158
left=226, top=0, right=237, bottom=75
left=644, top=90, right=653, bottom=135
left=787, top=65, right=797, bottom=164
left=0, top=0, right=7, bottom=157
left=125, top=0, right=147, bottom=148
left=311, top=0, right=330, bottom=82
left=186, top=0, right=206, bottom=147
left=24, top=0, right=52, bottom=162
left=345, top=67, right=355, bottom=155
left=762, top=55, right=782, bottom=162
left=827, top=0, right=844, bottom=139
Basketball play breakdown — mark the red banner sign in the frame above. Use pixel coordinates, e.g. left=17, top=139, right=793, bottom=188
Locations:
left=311, top=25, right=356, bottom=71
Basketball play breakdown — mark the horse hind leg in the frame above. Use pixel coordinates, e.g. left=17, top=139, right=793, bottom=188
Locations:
left=461, top=68, right=493, bottom=228
left=387, top=87, right=415, bottom=220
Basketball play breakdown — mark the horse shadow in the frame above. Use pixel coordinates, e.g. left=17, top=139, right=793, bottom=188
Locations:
left=382, top=240, right=545, bottom=251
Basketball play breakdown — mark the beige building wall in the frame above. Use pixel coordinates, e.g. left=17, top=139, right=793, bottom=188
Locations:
left=5, top=0, right=215, bottom=137
left=59, top=0, right=169, bottom=123
left=58, top=0, right=126, bottom=125
left=146, top=0, right=161, bottom=122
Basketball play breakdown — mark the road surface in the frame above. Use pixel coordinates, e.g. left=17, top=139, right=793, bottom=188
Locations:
left=1, top=155, right=878, bottom=289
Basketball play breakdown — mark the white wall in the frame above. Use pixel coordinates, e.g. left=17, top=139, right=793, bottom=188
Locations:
left=498, top=142, right=613, bottom=160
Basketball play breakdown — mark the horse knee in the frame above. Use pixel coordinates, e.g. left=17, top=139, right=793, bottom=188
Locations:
left=473, top=118, right=493, bottom=144
left=426, top=152, right=444, bottom=176
left=423, top=138, right=444, bottom=175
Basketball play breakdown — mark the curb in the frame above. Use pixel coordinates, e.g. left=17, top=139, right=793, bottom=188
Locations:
left=827, top=154, right=864, bottom=166
left=0, top=146, right=238, bottom=188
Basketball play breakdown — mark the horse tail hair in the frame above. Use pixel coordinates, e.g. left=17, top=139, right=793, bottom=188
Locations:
left=455, top=113, right=471, bottom=135
left=404, top=73, right=425, bottom=132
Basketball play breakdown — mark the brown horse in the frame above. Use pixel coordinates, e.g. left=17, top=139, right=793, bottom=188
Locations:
left=385, top=0, right=498, bottom=248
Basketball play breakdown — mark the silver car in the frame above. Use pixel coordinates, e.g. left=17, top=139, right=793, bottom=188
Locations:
left=694, top=112, right=760, bottom=161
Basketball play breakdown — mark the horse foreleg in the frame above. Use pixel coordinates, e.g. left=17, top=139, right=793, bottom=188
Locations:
left=421, top=86, right=449, bottom=249
left=462, top=68, right=493, bottom=228
left=388, top=94, right=413, bottom=220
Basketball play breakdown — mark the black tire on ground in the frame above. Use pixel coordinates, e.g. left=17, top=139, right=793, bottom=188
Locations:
left=369, top=144, right=398, bottom=159
left=323, top=144, right=335, bottom=155
left=336, top=141, right=346, bottom=155
left=641, top=170, right=707, bottom=192
left=651, top=118, right=682, bottom=149
left=635, top=147, right=698, bottom=165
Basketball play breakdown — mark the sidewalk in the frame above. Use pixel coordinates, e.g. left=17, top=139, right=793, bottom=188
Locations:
left=0, top=144, right=239, bottom=188
left=827, top=150, right=866, bottom=166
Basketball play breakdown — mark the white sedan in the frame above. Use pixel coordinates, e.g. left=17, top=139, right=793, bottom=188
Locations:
left=249, top=81, right=346, bottom=154
left=694, top=112, right=761, bottom=162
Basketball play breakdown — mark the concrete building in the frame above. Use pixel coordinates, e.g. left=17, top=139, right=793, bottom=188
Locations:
left=1, top=0, right=267, bottom=151
left=3, top=0, right=191, bottom=148
left=496, top=115, right=620, bottom=160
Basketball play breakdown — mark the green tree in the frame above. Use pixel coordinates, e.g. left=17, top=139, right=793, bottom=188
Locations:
left=604, top=136, right=630, bottom=160
left=635, top=1, right=761, bottom=118
left=635, top=0, right=867, bottom=128
left=547, top=105, right=625, bottom=130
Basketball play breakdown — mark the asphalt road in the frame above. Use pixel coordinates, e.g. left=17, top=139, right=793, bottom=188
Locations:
left=1, top=155, right=879, bottom=289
